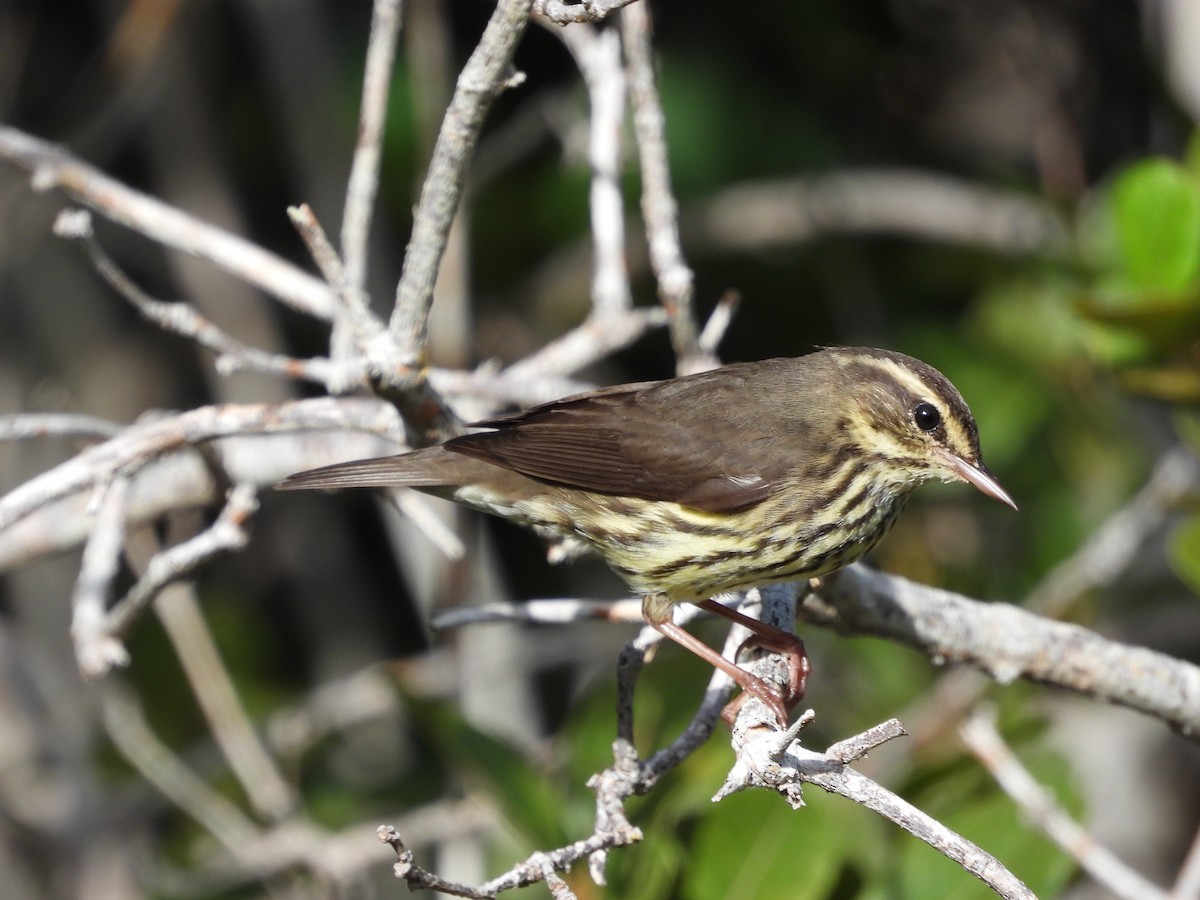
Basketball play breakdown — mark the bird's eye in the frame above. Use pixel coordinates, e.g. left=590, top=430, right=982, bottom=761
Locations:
left=913, top=402, right=941, bottom=432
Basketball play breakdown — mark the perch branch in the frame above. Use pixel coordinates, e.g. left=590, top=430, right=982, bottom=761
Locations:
left=806, top=565, right=1200, bottom=737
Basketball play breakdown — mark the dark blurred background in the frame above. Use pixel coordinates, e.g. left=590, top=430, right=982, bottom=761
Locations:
left=1, top=1, right=1199, bottom=897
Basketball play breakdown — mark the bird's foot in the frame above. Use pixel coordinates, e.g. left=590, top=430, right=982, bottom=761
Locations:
left=719, top=634, right=809, bottom=728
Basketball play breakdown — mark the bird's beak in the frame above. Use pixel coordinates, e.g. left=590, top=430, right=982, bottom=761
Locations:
left=936, top=449, right=1018, bottom=510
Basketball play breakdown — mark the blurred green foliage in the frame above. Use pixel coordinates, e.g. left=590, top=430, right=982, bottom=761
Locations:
left=9, top=2, right=1197, bottom=896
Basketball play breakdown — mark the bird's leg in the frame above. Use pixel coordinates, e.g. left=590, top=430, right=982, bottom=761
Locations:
left=641, top=594, right=790, bottom=728
left=696, top=597, right=809, bottom=706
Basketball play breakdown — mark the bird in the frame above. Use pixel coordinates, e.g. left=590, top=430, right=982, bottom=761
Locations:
left=279, top=347, right=1015, bottom=726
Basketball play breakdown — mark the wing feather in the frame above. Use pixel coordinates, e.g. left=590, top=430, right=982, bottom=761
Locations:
left=446, top=364, right=800, bottom=512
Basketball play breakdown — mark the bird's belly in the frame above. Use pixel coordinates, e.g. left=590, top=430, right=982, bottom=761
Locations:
left=510, top=487, right=908, bottom=603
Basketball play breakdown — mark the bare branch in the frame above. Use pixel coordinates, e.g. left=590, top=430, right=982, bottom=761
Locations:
left=805, top=749, right=1035, bottom=899
left=0, top=397, right=406, bottom=569
left=125, top=522, right=296, bottom=823
left=500, top=306, right=668, bottom=383
left=55, top=209, right=343, bottom=386
left=555, top=23, right=631, bottom=319
left=622, top=2, right=713, bottom=374
left=534, top=0, right=640, bottom=25
left=687, top=169, right=1070, bottom=258
left=1026, top=445, right=1200, bottom=618
left=806, top=565, right=1200, bottom=736
left=0, top=399, right=404, bottom=534
left=342, top=0, right=403, bottom=293
left=101, top=684, right=261, bottom=851
left=389, top=0, right=532, bottom=354
left=716, top=710, right=1034, bottom=899
left=0, top=413, right=121, bottom=441
left=892, top=445, right=1200, bottom=758
left=104, top=484, right=259, bottom=640
left=697, top=289, right=740, bottom=355
left=377, top=0, right=537, bottom=441
left=962, top=707, right=1169, bottom=900
left=0, top=125, right=336, bottom=319
left=70, top=474, right=132, bottom=677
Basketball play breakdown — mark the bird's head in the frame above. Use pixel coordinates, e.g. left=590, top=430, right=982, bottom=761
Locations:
left=831, top=348, right=1016, bottom=509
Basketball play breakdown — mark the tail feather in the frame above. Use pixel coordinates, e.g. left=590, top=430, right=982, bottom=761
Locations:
left=278, top=447, right=455, bottom=491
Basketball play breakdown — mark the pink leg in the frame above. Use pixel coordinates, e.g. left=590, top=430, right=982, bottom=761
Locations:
left=696, top=598, right=809, bottom=704
left=649, top=618, right=791, bottom=727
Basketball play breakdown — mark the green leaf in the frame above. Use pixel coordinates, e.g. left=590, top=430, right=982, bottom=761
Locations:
left=1169, top=513, right=1200, bottom=597
left=1111, top=159, right=1200, bottom=294
left=682, top=791, right=848, bottom=900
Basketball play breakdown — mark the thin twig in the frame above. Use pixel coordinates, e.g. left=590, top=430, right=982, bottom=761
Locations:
left=432, top=597, right=643, bottom=629
left=104, top=484, right=259, bottom=640
left=389, top=0, right=532, bottom=354
left=0, top=413, right=121, bottom=441
left=1026, top=446, right=1200, bottom=619
left=342, top=0, right=403, bottom=293
left=287, top=203, right=380, bottom=393
left=0, top=125, right=335, bottom=319
left=697, top=289, right=740, bottom=355
left=55, top=209, right=342, bottom=386
left=556, top=24, right=631, bottom=319
left=621, top=2, right=711, bottom=374
left=101, top=683, right=261, bottom=851
left=500, top=306, right=668, bottom=383
left=390, top=489, right=466, bottom=560
left=962, top=707, right=1169, bottom=900
left=827, top=718, right=908, bottom=764
left=0, top=398, right=406, bottom=534
left=534, top=0, right=639, bottom=25
left=125, top=521, right=296, bottom=823
left=70, top=474, right=132, bottom=677
left=288, top=203, right=351, bottom=290
left=686, top=169, right=1070, bottom=258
